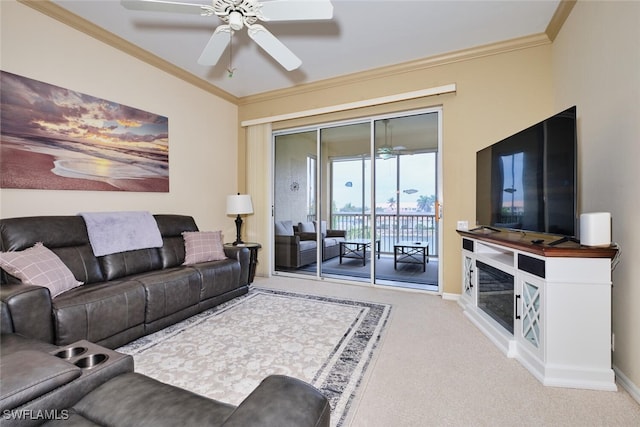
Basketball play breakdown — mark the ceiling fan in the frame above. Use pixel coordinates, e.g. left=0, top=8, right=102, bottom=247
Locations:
left=120, top=0, right=334, bottom=71
left=377, top=119, right=406, bottom=159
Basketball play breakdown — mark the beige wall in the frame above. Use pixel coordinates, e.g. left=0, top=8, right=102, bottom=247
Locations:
left=239, top=43, right=554, bottom=295
left=0, top=1, right=239, bottom=235
left=552, top=0, right=640, bottom=396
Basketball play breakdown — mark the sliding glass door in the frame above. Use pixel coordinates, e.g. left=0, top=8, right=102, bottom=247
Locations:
left=373, top=114, right=439, bottom=290
left=273, top=109, right=441, bottom=291
left=273, top=130, right=318, bottom=276
left=322, top=123, right=372, bottom=282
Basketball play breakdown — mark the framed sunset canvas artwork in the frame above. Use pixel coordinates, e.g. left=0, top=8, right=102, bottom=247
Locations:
left=0, top=71, right=169, bottom=192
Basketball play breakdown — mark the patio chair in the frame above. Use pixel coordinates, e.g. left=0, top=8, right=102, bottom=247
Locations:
left=274, top=220, right=317, bottom=268
left=298, top=220, right=346, bottom=261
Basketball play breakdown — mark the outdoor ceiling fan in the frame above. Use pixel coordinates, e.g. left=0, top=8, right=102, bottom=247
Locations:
left=121, top=0, right=334, bottom=71
left=377, top=119, right=406, bottom=159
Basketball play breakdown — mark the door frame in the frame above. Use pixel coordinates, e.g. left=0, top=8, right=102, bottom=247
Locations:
left=271, top=107, right=444, bottom=294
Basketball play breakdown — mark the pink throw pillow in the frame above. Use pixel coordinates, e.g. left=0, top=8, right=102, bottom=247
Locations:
left=182, top=231, right=227, bottom=265
left=0, top=242, right=82, bottom=297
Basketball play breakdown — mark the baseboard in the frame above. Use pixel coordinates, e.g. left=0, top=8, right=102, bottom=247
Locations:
left=541, top=364, right=617, bottom=392
left=614, top=364, right=640, bottom=404
left=441, top=292, right=460, bottom=301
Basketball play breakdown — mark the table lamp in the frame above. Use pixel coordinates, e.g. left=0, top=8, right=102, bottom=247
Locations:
left=226, top=193, right=253, bottom=245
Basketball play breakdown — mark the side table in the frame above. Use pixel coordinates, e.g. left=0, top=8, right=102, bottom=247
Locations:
left=225, top=242, right=261, bottom=284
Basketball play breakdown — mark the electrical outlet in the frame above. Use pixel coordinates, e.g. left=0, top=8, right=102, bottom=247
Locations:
left=457, top=220, right=469, bottom=231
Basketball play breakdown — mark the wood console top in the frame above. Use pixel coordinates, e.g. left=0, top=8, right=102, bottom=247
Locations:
left=457, top=229, right=618, bottom=259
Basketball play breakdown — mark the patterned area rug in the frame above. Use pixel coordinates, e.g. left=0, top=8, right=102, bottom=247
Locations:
left=118, top=288, right=391, bottom=427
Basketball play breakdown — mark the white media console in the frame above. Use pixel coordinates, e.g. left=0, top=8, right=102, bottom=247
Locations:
left=457, top=230, right=618, bottom=391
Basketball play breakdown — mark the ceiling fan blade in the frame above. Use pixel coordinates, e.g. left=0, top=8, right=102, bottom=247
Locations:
left=258, top=0, right=334, bottom=21
left=120, top=0, right=214, bottom=16
left=198, top=25, right=232, bottom=66
left=247, top=24, right=302, bottom=71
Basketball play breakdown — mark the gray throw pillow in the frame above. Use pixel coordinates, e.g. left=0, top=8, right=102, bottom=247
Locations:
left=313, top=220, right=328, bottom=235
left=275, top=220, right=294, bottom=236
left=298, top=222, right=315, bottom=233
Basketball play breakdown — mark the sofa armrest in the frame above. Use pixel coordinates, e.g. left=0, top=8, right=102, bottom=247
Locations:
left=223, top=246, right=251, bottom=286
left=0, top=350, right=82, bottom=412
left=275, top=235, right=300, bottom=245
left=296, top=232, right=317, bottom=241
left=0, top=283, right=54, bottom=343
left=327, top=229, right=346, bottom=238
left=221, top=375, right=330, bottom=427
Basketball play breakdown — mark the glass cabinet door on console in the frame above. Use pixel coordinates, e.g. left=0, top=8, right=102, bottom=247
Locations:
left=515, top=273, right=544, bottom=362
left=460, top=238, right=476, bottom=308
left=461, top=254, right=475, bottom=307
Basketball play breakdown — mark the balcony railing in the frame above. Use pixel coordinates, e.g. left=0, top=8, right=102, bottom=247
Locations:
left=325, top=213, right=439, bottom=256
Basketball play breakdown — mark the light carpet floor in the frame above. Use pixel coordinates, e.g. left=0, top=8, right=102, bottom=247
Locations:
left=256, top=275, right=640, bottom=427
left=118, top=287, right=390, bottom=427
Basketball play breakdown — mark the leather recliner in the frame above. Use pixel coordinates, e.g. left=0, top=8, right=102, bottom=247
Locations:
left=0, top=333, right=331, bottom=427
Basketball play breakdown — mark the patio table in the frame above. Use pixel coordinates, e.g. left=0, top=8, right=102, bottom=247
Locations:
left=394, top=241, right=429, bottom=272
left=339, top=238, right=381, bottom=266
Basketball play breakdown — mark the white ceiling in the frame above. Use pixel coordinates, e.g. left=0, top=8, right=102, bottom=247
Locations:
left=52, top=0, right=561, bottom=98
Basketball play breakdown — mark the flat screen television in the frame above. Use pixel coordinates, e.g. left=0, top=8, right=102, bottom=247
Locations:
left=475, top=106, right=577, bottom=239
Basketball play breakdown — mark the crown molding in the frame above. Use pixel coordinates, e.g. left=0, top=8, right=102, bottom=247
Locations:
left=238, top=32, right=551, bottom=106
left=18, top=0, right=239, bottom=104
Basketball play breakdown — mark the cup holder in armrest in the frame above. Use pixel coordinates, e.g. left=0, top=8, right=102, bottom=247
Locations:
left=54, top=346, right=88, bottom=359
left=49, top=340, right=133, bottom=379
left=75, top=353, right=109, bottom=369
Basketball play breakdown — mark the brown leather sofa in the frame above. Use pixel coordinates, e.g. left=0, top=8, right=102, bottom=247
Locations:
left=0, top=215, right=331, bottom=426
left=0, top=214, right=250, bottom=349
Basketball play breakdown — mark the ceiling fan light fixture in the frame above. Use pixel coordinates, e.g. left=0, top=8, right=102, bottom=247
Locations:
left=377, top=119, right=395, bottom=159
left=229, top=11, right=244, bottom=30
left=377, top=146, right=394, bottom=160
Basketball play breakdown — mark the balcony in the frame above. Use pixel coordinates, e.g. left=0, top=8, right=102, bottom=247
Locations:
left=327, top=213, right=439, bottom=256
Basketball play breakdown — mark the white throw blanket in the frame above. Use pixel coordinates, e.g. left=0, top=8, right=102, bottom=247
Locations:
left=79, top=211, right=163, bottom=257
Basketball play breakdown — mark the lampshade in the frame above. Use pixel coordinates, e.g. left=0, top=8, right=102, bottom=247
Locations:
left=226, top=194, right=253, bottom=215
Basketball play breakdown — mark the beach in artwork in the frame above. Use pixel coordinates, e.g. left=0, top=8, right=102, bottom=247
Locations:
left=0, top=71, right=169, bottom=192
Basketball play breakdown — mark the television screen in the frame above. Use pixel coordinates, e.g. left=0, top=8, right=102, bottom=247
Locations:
left=476, top=106, right=577, bottom=237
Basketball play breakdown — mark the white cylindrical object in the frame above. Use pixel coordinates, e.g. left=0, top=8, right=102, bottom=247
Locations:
left=580, top=212, right=611, bottom=247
